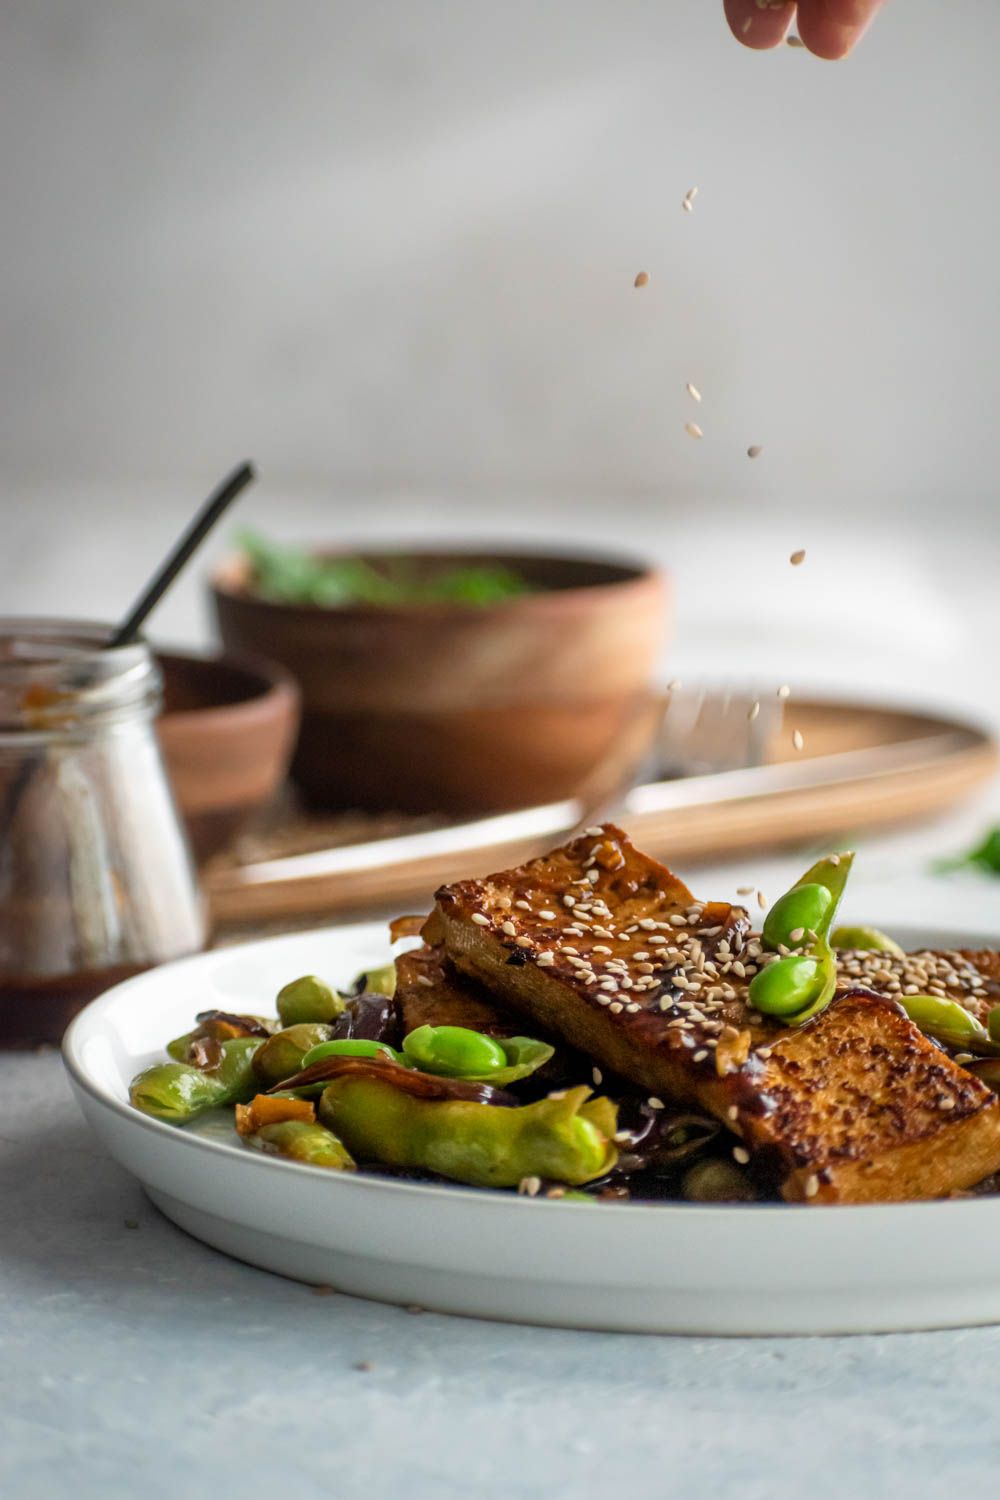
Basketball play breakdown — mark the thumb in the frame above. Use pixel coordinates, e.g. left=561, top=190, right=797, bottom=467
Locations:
left=795, top=0, right=884, bottom=59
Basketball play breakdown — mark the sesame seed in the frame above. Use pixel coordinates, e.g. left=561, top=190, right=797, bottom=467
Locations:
left=471, top=913, right=489, bottom=927
left=497, top=896, right=512, bottom=908
left=586, top=869, right=600, bottom=884
left=747, top=444, right=763, bottom=459
left=562, top=895, right=576, bottom=908
left=501, top=920, right=517, bottom=937
left=516, top=936, right=532, bottom=949
left=609, top=1002, right=624, bottom=1014
left=647, top=1097, right=665, bottom=1110
left=940, top=1097, right=956, bottom=1111
left=518, top=1176, right=542, bottom=1197
left=777, top=684, right=791, bottom=699
left=592, top=1067, right=603, bottom=1086
left=693, top=1050, right=708, bottom=1063
left=788, top=927, right=805, bottom=943
left=667, top=678, right=682, bottom=692
left=592, top=944, right=612, bottom=955
left=538, top=909, right=556, bottom=921
left=756, top=890, right=768, bottom=910
left=416, top=974, right=435, bottom=988
left=626, top=1002, right=641, bottom=1013
left=803, top=1174, right=820, bottom=1199
left=736, top=885, right=754, bottom=896
left=829, top=853, right=841, bottom=866
left=748, top=700, right=760, bottom=722
left=584, top=826, right=604, bottom=837
left=685, top=421, right=703, bottom=440
left=634, top=270, right=650, bottom=288
left=686, top=382, right=702, bottom=403
left=537, top=953, right=555, bottom=967
left=727, top=1106, right=739, bottom=1121
left=790, top=549, right=806, bottom=566
left=684, top=185, right=698, bottom=202
left=741, top=16, right=752, bottom=33
left=787, top=34, right=805, bottom=47
left=733, top=1146, right=750, bottom=1165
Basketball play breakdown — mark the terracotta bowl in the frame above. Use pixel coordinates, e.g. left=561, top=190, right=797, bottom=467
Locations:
left=210, top=548, right=669, bottom=816
left=156, top=651, right=300, bottom=862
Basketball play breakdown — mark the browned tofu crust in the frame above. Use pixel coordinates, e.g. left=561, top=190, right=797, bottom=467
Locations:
left=395, top=944, right=517, bottom=1037
left=430, top=823, right=1000, bottom=1203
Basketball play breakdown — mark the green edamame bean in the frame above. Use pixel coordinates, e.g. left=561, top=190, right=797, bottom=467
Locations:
left=253, top=1024, right=334, bottom=1086
left=830, top=924, right=905, bottom=957
left=762, top=884, right=833, bottom=951
left=358, top=964, right=397, bottom=999
left=401, top=1024, right=508, bottom=1078
left=988, top=1006, right=1000, bottom=1044
left=748, top=956, right=825, bottom=1018
left=301, top=1038, right=403, bottom=1067
left=276, top=975, right=345, bottom=1027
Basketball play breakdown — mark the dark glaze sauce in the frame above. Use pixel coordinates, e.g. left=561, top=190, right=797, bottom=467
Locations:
left=271, top=1054, right=520, bottom=1107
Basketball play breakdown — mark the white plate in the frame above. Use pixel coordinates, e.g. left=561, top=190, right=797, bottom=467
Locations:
left=63, top=920, right=1000, bottom=1336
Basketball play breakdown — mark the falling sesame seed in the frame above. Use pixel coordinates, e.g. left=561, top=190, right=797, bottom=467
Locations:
left=634, top=270, right=650, bottom=288
left=733, top=1146, right=750, bottom=1165
left=747, top=445, right=763, bottom=459
left=792, top=729, right=805, bottom=752
left=790, top=549, right=806, bottom=566
left=736, top=885, right=754, bottom=896
left=756, top=890, right=768, bottom=910
left=471, top=913, right=489, bottom=927
left=685, top=421, right=703, bottom=440
left=748, top=700, right=760, bottom=722
left=686, top=382, right=702, bottom=403
left=803, top=1174, right=820, bottom=1199
left=501, top=920, right=517, bottom=937
left=777, top=684, right=791, bottom=699
left=685, top=186, right=699, bottom=202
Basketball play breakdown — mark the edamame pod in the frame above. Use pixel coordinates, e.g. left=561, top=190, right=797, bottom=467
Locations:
left=749, top=852, right=854, bottom=1025
left=243, top=1120, right=355, bottom=1170
left=830, top=925, right=905, bottom=957
left=130, top=1037, right=262, bottom=1123
left=400, top=1025, right=554, bottom=1085
left=319, top=1077, right=618, bottom=1189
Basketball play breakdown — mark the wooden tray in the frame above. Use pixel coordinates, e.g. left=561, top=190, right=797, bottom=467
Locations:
left=206, top=694, right=998, bottom=933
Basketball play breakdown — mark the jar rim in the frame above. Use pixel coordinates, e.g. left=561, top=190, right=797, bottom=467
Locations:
left=0, top=617, right=160, bottom=736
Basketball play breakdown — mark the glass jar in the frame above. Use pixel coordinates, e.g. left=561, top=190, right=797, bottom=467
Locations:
left=0, top=620, right=205, bottom=1044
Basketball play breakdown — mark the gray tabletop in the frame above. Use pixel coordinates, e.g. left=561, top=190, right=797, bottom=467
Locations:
left=3, top=1050, right=996, bottom=1500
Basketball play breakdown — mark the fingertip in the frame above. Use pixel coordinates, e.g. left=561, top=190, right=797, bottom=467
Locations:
left=724, top=0, right=795, bottom=51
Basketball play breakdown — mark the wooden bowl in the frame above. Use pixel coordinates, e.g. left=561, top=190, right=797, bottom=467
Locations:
left=156, top=651, right=300, bottom=862
left=210, top=549, right=669, bottom=816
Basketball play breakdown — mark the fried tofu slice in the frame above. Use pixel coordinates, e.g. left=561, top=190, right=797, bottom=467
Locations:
left=428, top=823, right=1000, bottom=1204
left=395, top=944, right=517, bottom=1037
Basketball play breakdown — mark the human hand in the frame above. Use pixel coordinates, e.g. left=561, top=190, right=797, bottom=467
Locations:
left=724, top=0, right=884, bottom=60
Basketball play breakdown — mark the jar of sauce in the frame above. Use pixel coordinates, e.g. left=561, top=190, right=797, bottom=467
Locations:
left=0, top=620, right=205, bottom=1044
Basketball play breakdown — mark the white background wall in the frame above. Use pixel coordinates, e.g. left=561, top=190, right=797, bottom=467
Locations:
left=0, top=1, right=997, bottom=685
